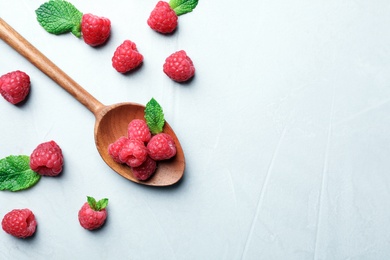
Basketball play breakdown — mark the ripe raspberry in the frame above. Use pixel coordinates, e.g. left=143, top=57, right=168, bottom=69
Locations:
left=147, top=1, right=178, bottom=34
left=78, top=196, right=108, bottom=231
left=128, top=119, right=151, bottom=143
left=81, top=13, right=111, bottom=46
left=119, top=138, right=148, bottom=167
left=112, top=40, right=143, bottom=73
left=2, top=209, right=37, bottom=238
left=108, top=136, right=129, bottom=163
left=132, top=156, right=157, bottom=181
left=29, top=140, right=64, bottom=176
left=163, top=50, right=195, bottom=82
left=0, top=70, right=30, bottom=104
left=147, top=133, right=177, bottom=160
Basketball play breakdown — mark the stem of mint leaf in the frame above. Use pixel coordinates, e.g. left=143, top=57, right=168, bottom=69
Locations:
left=0, top=155, right=41, bottom=192
left=169, top=0, right=199, bottom=16
left=145, top=98, right=165, bottom=135
left=35, top=0, right=83, bottom=37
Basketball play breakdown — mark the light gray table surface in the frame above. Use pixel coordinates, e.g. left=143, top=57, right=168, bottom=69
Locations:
left=1, top=0, right=390, bottom=259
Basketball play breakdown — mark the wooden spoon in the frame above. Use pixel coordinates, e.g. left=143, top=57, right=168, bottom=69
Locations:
left=0, top=18, right=185, bottom=186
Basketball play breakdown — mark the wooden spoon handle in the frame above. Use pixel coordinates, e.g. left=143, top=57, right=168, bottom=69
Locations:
left=0, top=18, right=104, bottom=115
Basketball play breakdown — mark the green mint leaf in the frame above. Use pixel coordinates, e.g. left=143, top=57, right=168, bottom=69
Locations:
left=0, top=155, right=41, bottom=192
left=87, top=196, right=97, bottom=209
left=35, top=0, right=83, bottom=37
left=96, top=198, right=109, bottom=210
left=169, top=0, right=199, bottom=16
left=144, top=98, right=165, bottom=135
left=87, top=196, right=108, bottom=211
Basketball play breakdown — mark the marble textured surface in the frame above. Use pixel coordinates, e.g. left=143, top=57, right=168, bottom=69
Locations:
left=1, top=0, right=390, bottom=259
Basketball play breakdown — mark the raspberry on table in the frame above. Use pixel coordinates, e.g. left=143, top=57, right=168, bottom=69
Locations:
left=29, top=140, right=64, bottom=176
left=132, top=156, right=157, bottom=181
left=112, top=40, right=143, bottom=73
left=119, top=138, right=148, bottom=167
left=1, top=209, right=37, bottom=238
left=128, top=119, right=152, bottom=143
left=78, top=196, right=108, bottom=231
left=163, top=50, right=195, bottom=82
left=147, top=133, right=177, bottom=160
left=147, top=1, right=178, bottom=34
left=108, top=136, right=129, bottom=163
left=0, top=70, right=30, bottom=105
left=81, top=13, right=111, bottom=46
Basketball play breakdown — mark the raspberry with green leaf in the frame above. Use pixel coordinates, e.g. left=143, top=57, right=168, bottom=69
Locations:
left=78, top=196, right=109, bottom=231
left=107, top=98, right=177, bottom=181
left=144, top=99, right=177, bottom=160
left=36, top=0, right=111, bottom=47
left=147, top=0, right=199, bottom=34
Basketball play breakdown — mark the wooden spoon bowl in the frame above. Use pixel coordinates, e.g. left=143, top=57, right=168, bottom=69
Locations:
left=95, top=103, right=185, bottom=186
left=0, top=18, right=185, bottom=186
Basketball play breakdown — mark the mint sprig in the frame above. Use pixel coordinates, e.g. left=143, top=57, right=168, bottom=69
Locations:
left=87, top=196, right=109, bottom=211
left=144, top=98, right=165, bottom=135
left=35, top=0, right=83, bottom=37
left=0, top=155, right=41, bottom=192
left=169, top=0, right=199, bottom=16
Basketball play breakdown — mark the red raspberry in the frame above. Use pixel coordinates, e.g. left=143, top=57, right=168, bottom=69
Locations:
left=112, top=40, right=143, bottom=73
left=132, top=156, right=157, bottom=181
left=163, top=50, right=195, bottom=82
left=147, top=1, right=178, bottom=34
left=29, top=140, right=64, bottom=176
left=147, top=133, right=177, bottom=160
left=119, top=138, right=148, bottom=167
left=81, top=13, right=111, bottom=47
left=78, top=197, right=108, bottom=231
left=2, top=209, right=37, bottom=238
left=108, top=136, right=128, bottom=163
left=128, top=119, right=151, bottom=143
left=0, top=70, right=30, bottom=104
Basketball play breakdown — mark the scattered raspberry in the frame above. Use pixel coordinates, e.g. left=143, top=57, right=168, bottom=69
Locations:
left=128, top=119, right=152, bottom=143
left=1, top=209, right=37, bottom=238
left=147, top=1, right=178, bottom=34
left=147, top=133, right=177, bottom=160
left=163, top=50, right=195, bottom=82
left=81, top=13, right=111, bottom=46
left=132, top=156, right=157, bottom=181
left=119, top=139, right=148, bottom=167
left=29, top=140, right=64, bottom=176
left=108, top=136, right=129, bottom=163
left=112, top=40, right=143, bottom=73
left=78, top=196, right=108, bottom=231
left=0, top=70, right=30, bottom=105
